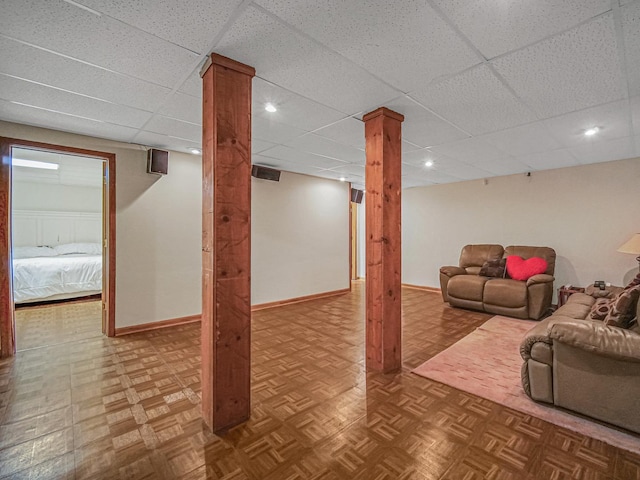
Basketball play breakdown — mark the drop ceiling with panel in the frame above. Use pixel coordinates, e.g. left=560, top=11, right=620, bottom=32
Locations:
left=0, top=0, right=639, bottom=190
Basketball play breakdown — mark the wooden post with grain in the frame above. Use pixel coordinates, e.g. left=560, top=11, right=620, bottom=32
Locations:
left=363, top=107, right=404, bottom=373
left=201, top=54, right=255, bottom=432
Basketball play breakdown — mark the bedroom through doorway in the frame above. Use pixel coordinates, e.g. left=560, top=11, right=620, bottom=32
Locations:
left=0, top=136, right=116, bottom=358
left=11, top=147, right=104, bottom=351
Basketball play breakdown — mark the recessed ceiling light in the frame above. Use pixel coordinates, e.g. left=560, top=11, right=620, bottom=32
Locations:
left=339, top=177, right=346, bottom=182
left=425, top=160, right=434, bottom=167
left=584, top=127, right=600, bottom=137
left=189, top=148, right=201, bottom=155
left=265, top=103, right=277, bottom=113
left=12, top=158, right=59, bottom=170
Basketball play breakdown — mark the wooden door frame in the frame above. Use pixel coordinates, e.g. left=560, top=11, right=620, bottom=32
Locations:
left=0, top=137, right=116, bottom=358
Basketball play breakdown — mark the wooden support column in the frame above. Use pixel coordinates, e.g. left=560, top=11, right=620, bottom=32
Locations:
left=363, top=107, right=404, bottom=373
left=0, top=141, right=15, bottom=358
left=201, top=54, right=255, bottom=432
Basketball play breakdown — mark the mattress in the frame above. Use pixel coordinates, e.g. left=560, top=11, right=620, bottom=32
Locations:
left=13, top=254, right=102, bottom=304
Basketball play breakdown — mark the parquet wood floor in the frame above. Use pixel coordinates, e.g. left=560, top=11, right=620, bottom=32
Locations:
left=1, top=282, right=639, bottom=479
left=14, top=298, right=103, bottom=351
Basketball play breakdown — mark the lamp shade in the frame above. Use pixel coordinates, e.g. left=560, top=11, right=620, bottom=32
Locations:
left=618, top=233, right=640, bottom=255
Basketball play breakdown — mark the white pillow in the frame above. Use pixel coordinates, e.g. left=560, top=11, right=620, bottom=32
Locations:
left=54, top=243, right=102, bottom=255
left=13, top=246, right=58, bottom=259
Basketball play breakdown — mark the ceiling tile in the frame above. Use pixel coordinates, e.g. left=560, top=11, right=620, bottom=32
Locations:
left=314, top=117, right=365, bottom=149
left=133, top=131, right=201, bottom=153
left=252, top=77, right=346, bottom=131
left=385, top=96, right=469, bottom=147
left=543, top=99, right=631, bottom=147
left=304, top=158, right=354, bottom=171
left=411, top=65, right=536, bottom=135
left=286, top=134, right=365, bottom=163
left=326, top=164, right=366, bottom=177
left=402, top=140, right=423, bottom=153
left=623, top=2, right=640, bottom=97
left=158, top=92, right=202, bottom=125
left=0, top=36, right=171, bottom=112
left=252, top=139, right=278, bottom=154
left=216, top=6, right=401, bottom=115
left=435, top=162, right=492, bottom=181
left=402, top=177, right=432, bottom=189
left=253, top=116, right=308, bottom=144
left=0, top=98, right=138, bottom=143
left=402, top=164, right=460, bottom=185
left=253, top=155, right=325, bottom=176
left=75, top=0, right=244, bottom=54
left=0, top=74, right=152, bottom=128
left=259, top=145, right=349, bottom=169
left=0, top=0, right=199, bottom=88
left=480, top=121, right=562, bottom=156
left=178, top=70, right=203, bottom=98
left=314, top=169, right=361, bottom=183
left=255, top=0, right=480, bottom=92
left=402, top=148, right=438, bottom=168
left=402, top=163, right=430, bottom=177
left=432, top=0, right=611, bottom=59
left=429, top=136, right=512, bottom=163
left=569, top=135, right=636, bottom=165
left=492, top=14, right=625, bottom=119
left=143, top=116, right=201, bottom=143
left=517, top=149, right=580, bottom=171
left=475, top=157, right=533, bottom=176
left=420, top=171, right=464, bottom=184
left=407, top=151, right=491, bottom=180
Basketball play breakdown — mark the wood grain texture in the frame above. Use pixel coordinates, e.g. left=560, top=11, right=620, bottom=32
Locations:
left=0, top=137, right=116, bottom=356
left=251, top=288, right=351, bottom=311
left=201, top=54, right=255, bottom=433
left=0, top=140, right=15, bottom=358
left=2, top=285, right=635, bottom=479
left=402, top=283, right=442, bottom=293
left=363, top=108, right=404, bottom=373
left=103, top=154, right=116, bottom=337
left=115, top=314, right=200, bottom=336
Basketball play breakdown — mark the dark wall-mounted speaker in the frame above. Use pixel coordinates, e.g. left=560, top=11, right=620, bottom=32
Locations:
left=147, top=149, right=169, bottom=175
left=251, top=165, right=281, bottom=182
left=351, top=188, right=364, bottom=204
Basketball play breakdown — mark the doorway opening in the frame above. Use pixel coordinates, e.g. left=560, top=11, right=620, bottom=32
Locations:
left=0, top=137, right=116, bottom=358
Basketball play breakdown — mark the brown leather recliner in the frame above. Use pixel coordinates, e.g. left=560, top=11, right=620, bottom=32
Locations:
left=440, top=244, right=556, bottom=320
left=520, top=293, right=640, bottom=434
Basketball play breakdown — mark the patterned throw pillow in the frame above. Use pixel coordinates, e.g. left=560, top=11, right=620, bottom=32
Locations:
left=479, top=258, right=506, bottom=278
left=590, top=298, right=612, bottom=321
left=624, top=272, right=640, bottom=290
left=604, top=285, right=640, bottom=328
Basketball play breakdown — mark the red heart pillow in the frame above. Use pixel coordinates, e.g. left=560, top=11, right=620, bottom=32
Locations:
left=506, top=256, right=548, bottom=281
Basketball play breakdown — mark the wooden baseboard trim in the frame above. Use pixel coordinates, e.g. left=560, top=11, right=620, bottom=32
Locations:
left=115, top=290, right=352, bottom=334
left=251, top=288, right=351, bottom=311
left=402, top=283, right=441, bottom=293
left=115, top=314, right=201, bottom=336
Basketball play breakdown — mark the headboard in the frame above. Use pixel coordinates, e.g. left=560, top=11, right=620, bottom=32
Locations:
left=12, top=210, right=102, bottom=247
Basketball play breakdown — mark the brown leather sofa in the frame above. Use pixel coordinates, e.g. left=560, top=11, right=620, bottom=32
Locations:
left=520, top=293, right=640, bottom=434
left=440, top=244, right=556, bottom=320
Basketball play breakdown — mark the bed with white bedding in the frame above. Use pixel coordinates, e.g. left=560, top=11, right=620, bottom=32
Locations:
left=12, top=244, right=102, bottom=304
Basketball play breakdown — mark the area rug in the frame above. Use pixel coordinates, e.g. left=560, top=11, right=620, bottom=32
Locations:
left=412, top=315, right=640, bottom=455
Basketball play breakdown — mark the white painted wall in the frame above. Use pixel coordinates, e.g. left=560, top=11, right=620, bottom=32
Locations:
left=403, top=157, right=640, bottom=298
left=0, top=121, right=202, bottom=327
left=12, top=182, right=102, bottom=213
left=252, top=172, right=350, bottom=305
